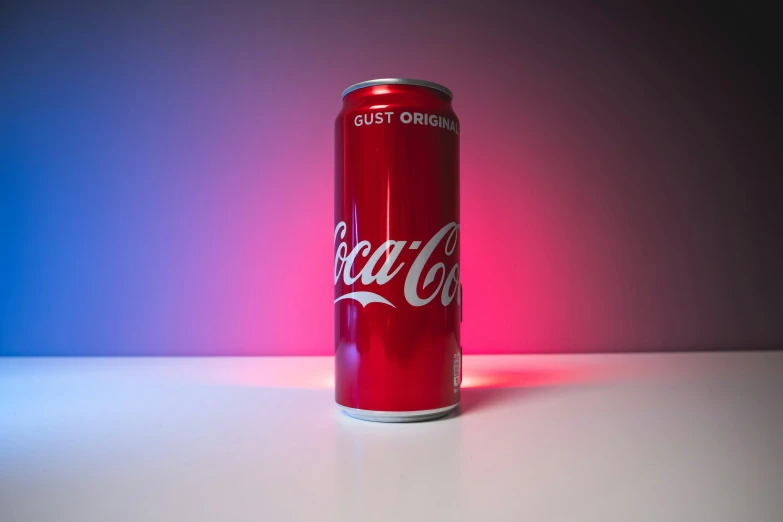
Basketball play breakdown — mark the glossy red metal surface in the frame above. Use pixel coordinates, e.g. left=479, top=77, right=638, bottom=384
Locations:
left=335, top=82, right=460, bottom=413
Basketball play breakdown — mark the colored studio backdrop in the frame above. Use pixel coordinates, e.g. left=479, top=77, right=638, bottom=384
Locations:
left=1, top=3, right=780, bottom=355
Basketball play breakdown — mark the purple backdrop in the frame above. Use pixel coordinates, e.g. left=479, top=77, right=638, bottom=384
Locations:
left=1, top=2, right=781, bottom=355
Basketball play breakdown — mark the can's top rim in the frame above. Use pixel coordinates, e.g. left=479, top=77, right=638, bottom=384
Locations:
left=341, top=78, right=453, bottom=100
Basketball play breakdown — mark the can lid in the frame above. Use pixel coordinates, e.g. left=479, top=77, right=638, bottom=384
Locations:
left=341, top=78, right=453, bottom=100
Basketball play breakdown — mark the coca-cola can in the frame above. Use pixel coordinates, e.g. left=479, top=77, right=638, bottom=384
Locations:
left=335, top=78, right=461, bottom=422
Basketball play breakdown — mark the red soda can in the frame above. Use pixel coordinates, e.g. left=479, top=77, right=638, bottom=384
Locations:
left=334, top=79, right=461, bottom=422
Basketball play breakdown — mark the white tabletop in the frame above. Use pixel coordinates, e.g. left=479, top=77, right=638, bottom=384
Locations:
left=1, top=352, right=782, bottom=522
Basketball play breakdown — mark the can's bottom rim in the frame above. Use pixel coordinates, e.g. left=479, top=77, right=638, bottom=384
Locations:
left=339, top=403, right=459, bottom=423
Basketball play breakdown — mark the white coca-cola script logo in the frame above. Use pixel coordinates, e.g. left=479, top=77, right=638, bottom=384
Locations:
left=334, top=221, right=460, bottom=308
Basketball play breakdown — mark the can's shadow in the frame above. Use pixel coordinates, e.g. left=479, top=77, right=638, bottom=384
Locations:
left=458, top=386, right=535, bottom=415
left=426, top=358, right=640, bottom=420
left=446, top=364, right=617, bottom=418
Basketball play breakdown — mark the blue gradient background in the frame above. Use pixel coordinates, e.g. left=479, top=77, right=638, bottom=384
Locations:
left=2, top=3, right=781, bottom=355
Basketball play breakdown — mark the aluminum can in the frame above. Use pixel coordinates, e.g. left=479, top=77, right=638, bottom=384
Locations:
left=335, top=78, right=461, bottom=422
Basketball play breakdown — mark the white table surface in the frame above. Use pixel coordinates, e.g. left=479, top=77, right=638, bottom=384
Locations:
left=1, top=352, right=782, bottom=522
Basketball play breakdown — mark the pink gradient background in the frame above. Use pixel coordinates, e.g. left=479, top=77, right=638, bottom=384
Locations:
left=1, top=3, right=781, bottom=355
